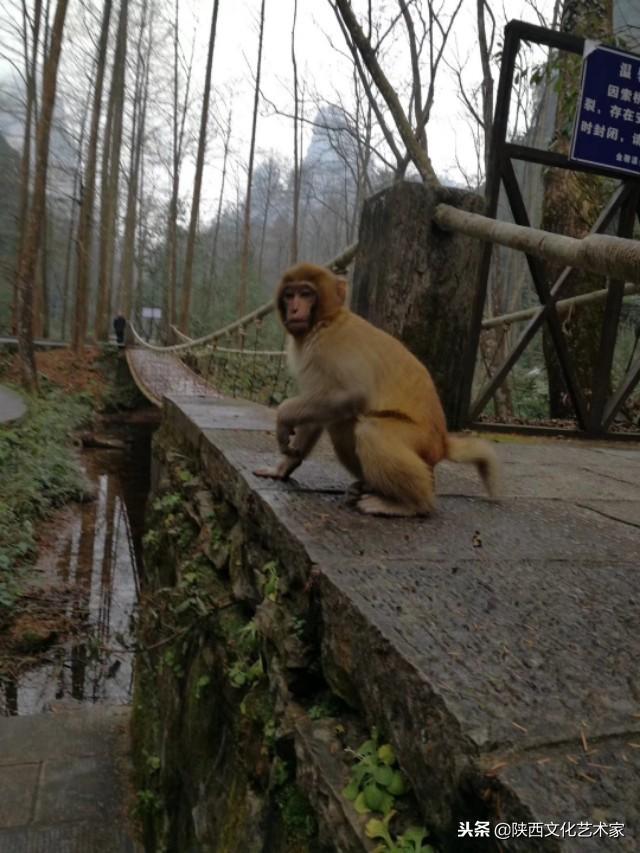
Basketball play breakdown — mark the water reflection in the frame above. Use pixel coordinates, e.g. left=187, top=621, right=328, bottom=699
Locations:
left=1, top=432, right=150, bottom=716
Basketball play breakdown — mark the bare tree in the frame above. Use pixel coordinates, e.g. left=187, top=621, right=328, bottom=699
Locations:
left=16, top=0, right=69, bottom=390
left=95, top=0, right=129, bottom=341
left=178, top=0, right=221, bottom=332
left=290, top=0, right=301, bottom=263
left=203, top=108, right=232, bottom=324
left=237, top=0, right=267, bottom=323
left=13, top=0, right=43, bottom=334
left=119, top=0, right=152, bottom=321
left=72, top=0, right=113, bottom=354
left=331, top=0, right=462, bottom=186
left=255, top=155, right=279, bottom=283
left=165, top=0, right=195, bottom=332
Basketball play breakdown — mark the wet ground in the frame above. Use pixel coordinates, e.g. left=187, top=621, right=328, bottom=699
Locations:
left=0, top=425, right=152, bottom=716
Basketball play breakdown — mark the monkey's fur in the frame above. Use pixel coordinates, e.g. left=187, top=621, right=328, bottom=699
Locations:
left=254, top=262, right=500, bottom=516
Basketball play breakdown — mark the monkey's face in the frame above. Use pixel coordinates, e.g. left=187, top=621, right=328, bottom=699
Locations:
left=280, top=282, right=318, bottom=337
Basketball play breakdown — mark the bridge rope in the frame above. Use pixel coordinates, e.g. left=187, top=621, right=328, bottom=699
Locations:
left=129, top=242, right=359, bottom=355
left=128, top=243, right=359, bottom=405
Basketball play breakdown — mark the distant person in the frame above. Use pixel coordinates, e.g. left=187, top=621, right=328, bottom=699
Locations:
left=113, top=313, right=126, bottom=347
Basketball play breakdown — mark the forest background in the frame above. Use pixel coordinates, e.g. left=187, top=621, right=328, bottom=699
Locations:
left=1, top=0, right=639, bottom=419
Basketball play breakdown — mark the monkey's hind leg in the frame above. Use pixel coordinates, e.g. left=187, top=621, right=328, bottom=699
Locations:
left=353, top=420, right=435, bottom=517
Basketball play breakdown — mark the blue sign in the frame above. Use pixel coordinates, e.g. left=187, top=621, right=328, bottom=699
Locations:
left=570, top=43, right=640, bottom=177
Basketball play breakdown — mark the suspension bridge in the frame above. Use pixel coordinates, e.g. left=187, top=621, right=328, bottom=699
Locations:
left=125, top=245, right=359, bottom=411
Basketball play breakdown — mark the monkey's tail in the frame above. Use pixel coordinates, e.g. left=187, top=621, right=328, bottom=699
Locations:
left=445, top=435, right=500, bottom=499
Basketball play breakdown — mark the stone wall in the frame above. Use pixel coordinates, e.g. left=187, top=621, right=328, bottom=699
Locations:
left=130, top=395, right=640, bottom=853
left=131, top=404, right=436, bottom=853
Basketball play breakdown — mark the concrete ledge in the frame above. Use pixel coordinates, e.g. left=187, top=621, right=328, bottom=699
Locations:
left=161, top=394, right=640, bottom=851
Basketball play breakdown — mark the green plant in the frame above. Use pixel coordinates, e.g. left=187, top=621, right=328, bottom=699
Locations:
left=228, top=656, right=263, bottom=688
left=0, top=387, right=92, bottom=609
left=152, top=491, right=181, bottom=513
left=308, top=696, right=341, bottom=720
left=263, top=717, right=277, bottom=747
left=261, top=560, right=279, bottom=602
left=194, top=675, right=211, bottom=700
left=343, top=731, right=407, bottom=816
left=160, top=647, right=184, bottom=678
left=342, top=730, right=437, bottom=852
left=142, top=529, right=160, bottom=551
left=292, top=615, right=306, bottom=637
left=272, top=757, right=289, bottom=787
left=236, top=618, right=259, bottom=653
left=366, top=813, right=436, bottom=853
left=275, top=783, right=317, bottom=839
left=134, top=788, right=162, bottom=817
left=145, top=754, right=161, bottom=772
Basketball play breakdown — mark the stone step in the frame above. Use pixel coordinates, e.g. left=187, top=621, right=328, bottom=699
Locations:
left=0, top=706, right=140, bottom=853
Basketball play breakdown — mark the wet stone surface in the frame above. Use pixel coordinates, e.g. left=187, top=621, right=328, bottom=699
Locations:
left=0, top=707, right=139, bottom=852
left=163, top=393, right=640, bottom=852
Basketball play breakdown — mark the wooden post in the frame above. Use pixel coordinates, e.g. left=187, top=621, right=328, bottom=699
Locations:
left=351, top=182, right=484, bottom=429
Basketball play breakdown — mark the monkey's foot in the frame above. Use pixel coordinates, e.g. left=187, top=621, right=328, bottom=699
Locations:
left=356, top=494, right=424, bottom=517
left=253, top=466, right=291, bottom=480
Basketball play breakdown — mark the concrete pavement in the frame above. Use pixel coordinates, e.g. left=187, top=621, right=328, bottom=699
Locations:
left=0, top=706, right=140, bottom=852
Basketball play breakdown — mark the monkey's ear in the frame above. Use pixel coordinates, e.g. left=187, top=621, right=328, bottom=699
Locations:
left=336, top=277, right=348, bottom=305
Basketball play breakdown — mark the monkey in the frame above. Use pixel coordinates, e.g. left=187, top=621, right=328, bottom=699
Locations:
left=254, top=262, right=499, bottom=517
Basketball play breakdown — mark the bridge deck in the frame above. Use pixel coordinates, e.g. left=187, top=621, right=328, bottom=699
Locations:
left=162, top=393, right=640, bottom=850
left=125, top=347, right=217, bottom=405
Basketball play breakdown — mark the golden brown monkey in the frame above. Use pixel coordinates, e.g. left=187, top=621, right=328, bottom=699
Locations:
left=254, top=262, right=499, bottom=516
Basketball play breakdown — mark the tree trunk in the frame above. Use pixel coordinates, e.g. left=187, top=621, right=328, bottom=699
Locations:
left=179, top=0, right=220, bottom=332
left=72, top=0, right=113, bottom=353
left=352, top=183, right=485, bottom=428
left=237, top=0, right=266, bottom=323
left=333, top=0, right=440, bottom=188
left=164, top=0, right=194, bottom=334
left=120, top=0, right=151, bottom=321
left=203, top=109, right=231, bottom=324
left=61, top=89, right=90, bottom=341
left=13, top=0, right=42, bottom=334
left=16, top=0, right=69, bottom=391
left=257, top=160, right=275, bottom=284
left=95, top=0, right=129, bottom=342
left=33, top=202, right=49, bottom=338
left=290, top=0, right=300, bottom=264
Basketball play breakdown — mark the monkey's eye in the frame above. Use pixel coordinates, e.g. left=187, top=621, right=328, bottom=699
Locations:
left=299, top=287, right=315, bottom=299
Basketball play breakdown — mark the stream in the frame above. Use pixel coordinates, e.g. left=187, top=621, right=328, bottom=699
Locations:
left=0, top=424, right=153, bottom=716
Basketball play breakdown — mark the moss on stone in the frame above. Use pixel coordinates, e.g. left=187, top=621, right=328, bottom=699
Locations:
left=131, top=435, right=332, bottom=853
